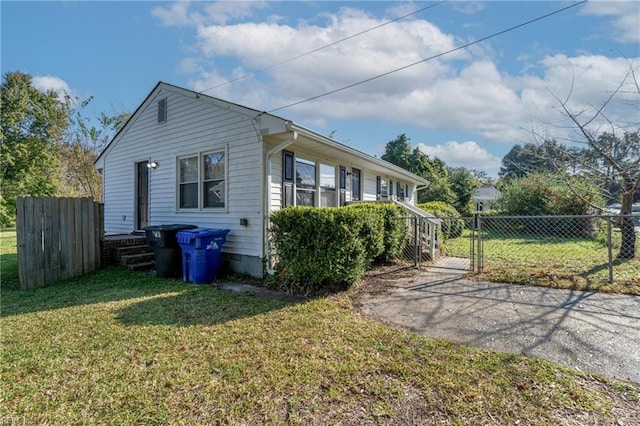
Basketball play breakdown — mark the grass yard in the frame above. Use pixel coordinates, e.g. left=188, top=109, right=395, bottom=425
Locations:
left=443, top=230, right=640, bottom=295
left=1, top=229, right=639, bottom=424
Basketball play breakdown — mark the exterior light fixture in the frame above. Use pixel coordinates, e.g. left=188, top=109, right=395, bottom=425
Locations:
left=147, top=161, right=158, bottom=169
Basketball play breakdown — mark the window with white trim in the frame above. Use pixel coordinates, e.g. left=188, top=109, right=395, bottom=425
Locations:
left=320, top=163, right=336, bottom=207
left=295, top=157, right=316, bottom=206
left=397, top=181, right=406, bottom=201
left=178, top=149, right=226, bottom=209
left=377, top=177, right=388, bottom=200
left=282, top=152, right=344, bottom=207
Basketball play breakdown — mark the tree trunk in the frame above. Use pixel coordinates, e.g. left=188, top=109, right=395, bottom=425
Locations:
left=617, top=191, right=636, bottom=259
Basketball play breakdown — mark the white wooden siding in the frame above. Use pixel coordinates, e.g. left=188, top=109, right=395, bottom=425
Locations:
left=102, top=86, right=272, bottom=258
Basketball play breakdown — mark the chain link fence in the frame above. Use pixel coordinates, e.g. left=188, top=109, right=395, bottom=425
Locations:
left=436, top=214, right=639, bottom=288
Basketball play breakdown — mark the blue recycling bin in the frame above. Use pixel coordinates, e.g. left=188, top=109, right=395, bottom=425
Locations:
left=176, top=229, right=230, bottom=284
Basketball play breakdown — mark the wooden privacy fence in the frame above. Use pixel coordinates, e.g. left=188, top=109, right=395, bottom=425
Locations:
left=16, top=197, right=104, bottom=290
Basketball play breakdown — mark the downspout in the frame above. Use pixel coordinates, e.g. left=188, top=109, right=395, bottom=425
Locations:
left=263, top=128, right=298, bottom=275
left=414, top=183, right=430, bottom=205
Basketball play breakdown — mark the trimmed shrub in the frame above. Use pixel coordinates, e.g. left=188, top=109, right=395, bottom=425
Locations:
left=345, top=203, right=406, bottom=262
left=269, top=203, right=407, bottom=295
left=417, top=201, right=465, bottom=239
left=270, top=207, right=367, bottom=295
left=343, top=204, right=385, bottom=262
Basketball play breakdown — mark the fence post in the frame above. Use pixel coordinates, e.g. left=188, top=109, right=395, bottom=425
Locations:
left=607, top=216, right=613, bottom=284
left=413, top=216, right=419, bottom=267
left=470, top=215, right=476, bottom=272
left=477, top=215, right=483, bottom=273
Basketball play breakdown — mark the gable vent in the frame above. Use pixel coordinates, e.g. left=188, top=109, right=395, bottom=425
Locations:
left=157, top=98, right=167, bottom=123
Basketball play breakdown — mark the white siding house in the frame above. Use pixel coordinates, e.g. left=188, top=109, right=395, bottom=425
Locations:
left=95, top=82, right=430, bottom=277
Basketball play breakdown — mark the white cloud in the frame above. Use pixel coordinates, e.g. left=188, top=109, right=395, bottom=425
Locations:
left=154, top=2, right=639, bottom=150
left=152, top=1, right=267, bottom=27
left=451, top=1, right=486, bottom=16
left=516, top=54, right=639, bottom=140
left=581, top=1, right=640, bottom=43
left=151, top=1, right=202, bottom=27
left=417, top=140, right=501, bottom=175
left=31, top=75, right=75, bottom=104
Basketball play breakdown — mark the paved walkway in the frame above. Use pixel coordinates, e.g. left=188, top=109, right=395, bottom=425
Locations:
left=354, top=258, right=640, bottom=384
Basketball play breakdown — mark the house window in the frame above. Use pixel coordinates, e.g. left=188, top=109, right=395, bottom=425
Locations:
left=377, top=177, right=388, bottom=200
left=203, top=151, right=225, bottom=208
left=351, top=168, right=361, bottom=202
left=178, top=149, right=226, bottom=210
left=179, top=156, right=198, bottom=208
left=320, top=163, right=336, bottom=207
left=158, top=98, right=167, bottom=123
left=397, top=181, right=405, bottom=201
left=296, top=158, right=316, bottom=206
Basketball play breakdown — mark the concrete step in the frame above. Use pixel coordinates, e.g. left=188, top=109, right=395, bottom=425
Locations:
left=115, top=244, right=153, bottom=261
left=120, top=252, right=155, bottom=265
left=127, top=261, right=155, bottom=272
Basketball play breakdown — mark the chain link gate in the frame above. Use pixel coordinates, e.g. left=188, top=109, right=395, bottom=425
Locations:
left=399, top=215, right=475, bottom=272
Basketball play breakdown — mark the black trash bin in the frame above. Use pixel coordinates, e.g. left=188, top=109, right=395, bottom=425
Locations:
left=144, top=224, right=197, bottom=278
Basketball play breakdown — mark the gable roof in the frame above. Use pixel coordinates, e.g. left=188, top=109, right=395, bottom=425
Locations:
left=473, top=186, right=501, bottom=202
left=95, top=81, right=429, bottom=186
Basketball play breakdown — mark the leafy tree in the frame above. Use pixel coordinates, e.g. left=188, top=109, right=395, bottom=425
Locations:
left=547, top=63, right=639, bottom=259
left=417, top=157, right=456, bottom=205
left=470, top=169, right=495, bottom=187
left=0, top=71, right=68, bottom=226
left=498, top=139, right=569, bottom=182
left=448, top=167, right=481, bottom=216
left=381, top=133, right=412, bottom=171
left=59, top=104, right=128, bottom=201
left=381, top=134, right=456, bottom=205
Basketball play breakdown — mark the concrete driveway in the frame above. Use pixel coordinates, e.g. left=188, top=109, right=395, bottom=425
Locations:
left=354, top=259, right=640, bottom=384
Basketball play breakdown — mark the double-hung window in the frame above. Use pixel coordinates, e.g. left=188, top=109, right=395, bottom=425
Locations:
left=397, top=181, right=406, bottom=201
left=295, top=158, right=316, bottom=206
left=319, top=163, right=336, bottom=207
left=377, top=177, right=388, bottom=200
left=178, top=156, right=199, bottom=208
left=178, top=149, right=226, bottom=210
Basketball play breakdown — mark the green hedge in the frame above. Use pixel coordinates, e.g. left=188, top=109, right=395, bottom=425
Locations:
left=417, top=201, right=465, bottom=239
left=345, top=203, right=405, bottom=262
left=269, top=204, right=405, bottom=295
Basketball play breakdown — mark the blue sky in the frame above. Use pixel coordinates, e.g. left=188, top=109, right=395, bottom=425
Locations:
left=2, top=1, right=639, bottom=177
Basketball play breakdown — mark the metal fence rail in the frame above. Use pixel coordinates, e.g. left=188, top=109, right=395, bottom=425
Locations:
left=399, top=213, right=639, bottom=286
left=474, top=215, right=638, bottom=285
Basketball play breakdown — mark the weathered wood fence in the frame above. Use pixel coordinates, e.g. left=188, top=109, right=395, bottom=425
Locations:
left=16, top=197, right=104, bottom=290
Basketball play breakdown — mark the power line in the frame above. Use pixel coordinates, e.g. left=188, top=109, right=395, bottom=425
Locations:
left=197, top=1, right=447, bottom=95
left=268, top=0, right=587, bottom=113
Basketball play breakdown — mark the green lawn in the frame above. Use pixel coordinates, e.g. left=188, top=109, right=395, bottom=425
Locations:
left=1, top=229, right=639, bottom=424
left=443, top=229, right=640, bottom=295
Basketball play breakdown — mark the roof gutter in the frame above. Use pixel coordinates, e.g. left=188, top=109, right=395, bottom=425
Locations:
left=288, top=123, right=430, bottom=186
left=263, top=128, right=298, bottom=274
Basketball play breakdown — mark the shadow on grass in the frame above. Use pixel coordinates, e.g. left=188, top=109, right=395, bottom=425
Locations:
left=0, top=267, right=194, bottom=317
left=1, top=265, right=293, bottom=321
left=114, top=286, right=290, bottom=326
